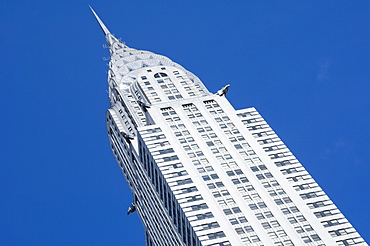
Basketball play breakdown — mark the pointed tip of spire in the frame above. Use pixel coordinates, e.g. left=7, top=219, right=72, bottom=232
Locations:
left=89, top=6, right=110, bottom=36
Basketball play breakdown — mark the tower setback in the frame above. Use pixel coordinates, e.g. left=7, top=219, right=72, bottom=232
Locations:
left=92, top=8, right=367, bottom=246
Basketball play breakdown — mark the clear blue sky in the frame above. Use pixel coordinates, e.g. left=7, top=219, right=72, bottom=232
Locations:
left=1, top=1, right=369, bottom=245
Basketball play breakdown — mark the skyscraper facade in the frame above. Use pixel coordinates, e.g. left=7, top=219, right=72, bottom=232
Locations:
left=92, top=8, right=367, bottom=246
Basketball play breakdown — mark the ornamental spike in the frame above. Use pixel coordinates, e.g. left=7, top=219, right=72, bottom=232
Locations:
left=89, top=6, right=110, bottom=36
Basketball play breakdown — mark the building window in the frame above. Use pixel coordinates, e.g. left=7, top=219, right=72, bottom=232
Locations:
left=207, top=231, right=226, bottom=240
left=180, top=186, right=198, bottom=194
left=223, top=209, right=232, bottom=215
left=300, top=192, right=319, bottom=200
left=275, top=199, right=283, bottom=205
left=190, top=203, right=208, bottom=211
left=261, top=222, right=271, bottom=229
left=244, top=226, right=254, bottom=233
left=307, top=200, right=328, bottom=209
left=258, top=202, right=267, bottom=208
left=295, top=226, right=304, bottom=233
left=297, top=215, right=306, bottom=222
left=290, top=206, right=300, bottom=213
left=250, top=235, right=260, bottom=242
left=288, top=217, right=298, bottom=224
left=283, top=197, right=292, bottom=203
left=202, top=175, right=211, bottom=181
left=229, top=218, right=238, bottom=225
left=198, top=221, right=220, bottom=231
left=316, top=207, right=339, bottom=217
left=256, top=174, right=265, bottom=180
left=235, top=228, right=245, bottom=234
left=302, top=236, right=312, bottom=243
left=154, top=72, right=168, bottom=78
left=187, top=195, right=203, bottom=202
left=255, top=213, right=264, bottom=220
left=301, top=225, right=312, bottom=232
left=311, top=234, right=321, bottom=241
left=196, top=212, right=214, bottom=220
left=268, top=232, right=278, bottom=239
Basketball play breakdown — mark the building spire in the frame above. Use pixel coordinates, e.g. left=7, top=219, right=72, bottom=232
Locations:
left=89, top=6, right=110, bottom=36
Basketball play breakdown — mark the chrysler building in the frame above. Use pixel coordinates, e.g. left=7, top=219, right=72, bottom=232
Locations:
left=91, top=8, right=367, bottom=246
